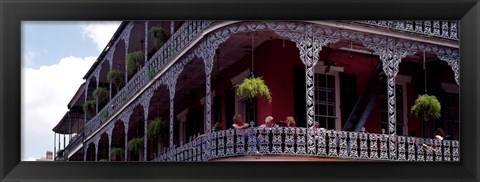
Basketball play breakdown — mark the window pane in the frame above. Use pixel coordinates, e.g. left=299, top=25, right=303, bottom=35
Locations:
left=318, top=74, right=326, bottom=86
left=327, top=91, right=335, bottom=103
left=327, top=118, right=335, bottom=130
left=328, top=105, right=335, bottom=116
left=318, top=105, right=326, bottom=115
left=327, top=75, right=335, bottom=88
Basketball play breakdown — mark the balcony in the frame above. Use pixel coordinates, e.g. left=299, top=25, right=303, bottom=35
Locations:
left=155, top=127, right=459, bottom=162
left=83, top=21, right=215, bottom=139
left=354, top=21, right=459, bottom=41
left=57, top=132, right=83, bottom=161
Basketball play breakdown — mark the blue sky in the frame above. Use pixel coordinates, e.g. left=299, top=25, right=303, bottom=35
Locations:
left=23, top=22, right=100, bottom=69
left=21, top=21, right=121, bottom=161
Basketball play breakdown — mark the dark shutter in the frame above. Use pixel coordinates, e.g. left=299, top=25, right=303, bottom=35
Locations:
left=293, top=66, right=306, bottom=127
left=224, top=87, right=235, bottom=129
left=340, top=73, right=357, bottom=128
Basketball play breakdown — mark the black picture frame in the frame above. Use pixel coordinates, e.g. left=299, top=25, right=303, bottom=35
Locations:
left=1, top=0, right=479, bottom=181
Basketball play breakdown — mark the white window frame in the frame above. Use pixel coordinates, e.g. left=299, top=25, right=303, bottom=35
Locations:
left=314, top=63, right=343, bottom=130
left=230, top=69, right=251, bottom=118
left=396, top=74, right=411, bottom=136
left=176, top=109, right=188, bottom=145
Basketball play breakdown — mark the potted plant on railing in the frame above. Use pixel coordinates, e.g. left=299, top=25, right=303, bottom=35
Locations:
left=110, top=147, right=124, bottom=161
left=147, top=117, right=168, bottom=158
left=149, top=26, right=166, bottom=50
left=126, top=51, right=145, bottom=77
left=128, top=137, right=144, bottom=161
left=107, top=69, right=124, bottom=93
left=411, top=94, right=441, bottom=137
left=82, top=100, right=96, bottom=117
left=236, top=75, right=272, bottom=103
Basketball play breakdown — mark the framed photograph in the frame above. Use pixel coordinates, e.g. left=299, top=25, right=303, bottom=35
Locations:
left=1, top=0, right=479, bottom=181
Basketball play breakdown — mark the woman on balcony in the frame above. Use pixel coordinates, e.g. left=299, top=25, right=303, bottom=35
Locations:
left=286, top=116, right=296, bottom=127
left=232, top=114, right=249, bottom=129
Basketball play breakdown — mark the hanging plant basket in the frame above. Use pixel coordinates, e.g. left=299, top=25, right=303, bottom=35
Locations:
left=82, top=100, right=96, bottom=115
left=411, top=94, right=441, bottom=122
left=110, top=147, right=124, bottom=161
left=147, top=117, right=168, bottom=142
left=93, top=87, right=108, bottom=104
left=126, top=51, right=145, bottom=76
left=149, top=26, right=166, bottom=50
left=236, top=76, right=272, bottom=103
left=128, top=137, right=144, bottom=154
left=107, top=69, right=124, bottom=92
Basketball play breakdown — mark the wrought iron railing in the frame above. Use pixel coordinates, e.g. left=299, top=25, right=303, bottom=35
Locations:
left=59, top=132, right=84, bottom=161
left=83, top=21, right=215, bottom=138
left=154, top=127, right=460, bottom=162
left=354, top=21, right=459, bottom=41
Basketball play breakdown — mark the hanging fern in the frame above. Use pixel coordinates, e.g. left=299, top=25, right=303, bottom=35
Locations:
left=149, top=26, right=166, bottom=49
left=236, top=76, right=272, bottom=103
left=411, top=94, right=441, bottom=122
left=110, top=147, right=124, bottom=161
left=148, top=117, right=168, bottom=141
left=127, top=137, right=144, bottom=154
left=82, top=100, right=96, bottom=115
left=107, top=69, right=124, bottom=92
left=126, top=51, right=144, bottom=76
left=93, top=87, right=108, bottom=104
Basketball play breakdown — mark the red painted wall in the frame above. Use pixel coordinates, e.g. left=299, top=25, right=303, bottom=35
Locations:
left=177, top=37, right=458, bottom=137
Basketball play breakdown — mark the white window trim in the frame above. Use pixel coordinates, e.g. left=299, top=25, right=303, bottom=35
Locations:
left=396, top=74, right=411, bottom=135
left=441, top=82, right=459, bottom=94
left=230, top=69, right=251, bottom=116
left=176, top=109, right=188, bottom=145
left=230, top=69, right=250, bottom=86
left=314, top=63, right=343, bottom=130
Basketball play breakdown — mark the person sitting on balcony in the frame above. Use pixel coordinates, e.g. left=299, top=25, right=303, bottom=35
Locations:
left=310, top=121, right=319, bottom=129
left=213, top=122, right=223, bottom=132
left=232, top=114, right=249, bottom=129
left=286, top=116, right=296, bottom=127
left=260, top=116, right=274, bottom=128
left=434, top=128, right=444, bottom=140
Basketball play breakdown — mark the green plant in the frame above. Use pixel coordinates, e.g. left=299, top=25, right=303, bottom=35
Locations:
left=236, top=76, right=272, bottom=103
left=82, top=100, right=96, bottom=115
left=148, top=66, right=156, bottom=79
left=107, top=69, right=124, bottom=92
left=100, top=110, right=109, bottom=119
left=93, top=87, right=108, bottom=104
left=148, top=117, right=168, bottom=141
left=120, top=94, right=126, bottom=102
left=110, top=147, right=124, bottom=161
left=149, top=26, right=166, bottom=49
left=427, top=32, right=434, bottom=38
left=126, top=51, right=144, bottom=76
left=411, top=94, right=441, bottom=122
left=128, top=137, right=144, bottom=161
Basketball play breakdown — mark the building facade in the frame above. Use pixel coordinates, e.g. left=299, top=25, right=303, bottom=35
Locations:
left=52, top=21, right=460, bottom=162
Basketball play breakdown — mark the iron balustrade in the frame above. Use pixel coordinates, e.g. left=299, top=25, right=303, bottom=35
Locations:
left=354, top=21, right=459, bottom=40
left=56, top=132, right=83, bottom=161
left=83, top=21, right=215, bottom=139
left=154, top=127, right=460, bottom=162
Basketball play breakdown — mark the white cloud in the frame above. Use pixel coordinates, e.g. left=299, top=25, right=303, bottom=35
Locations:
left=21, top=56, right=96, bottom=161
left=79, top=21, right=122, bottom=52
